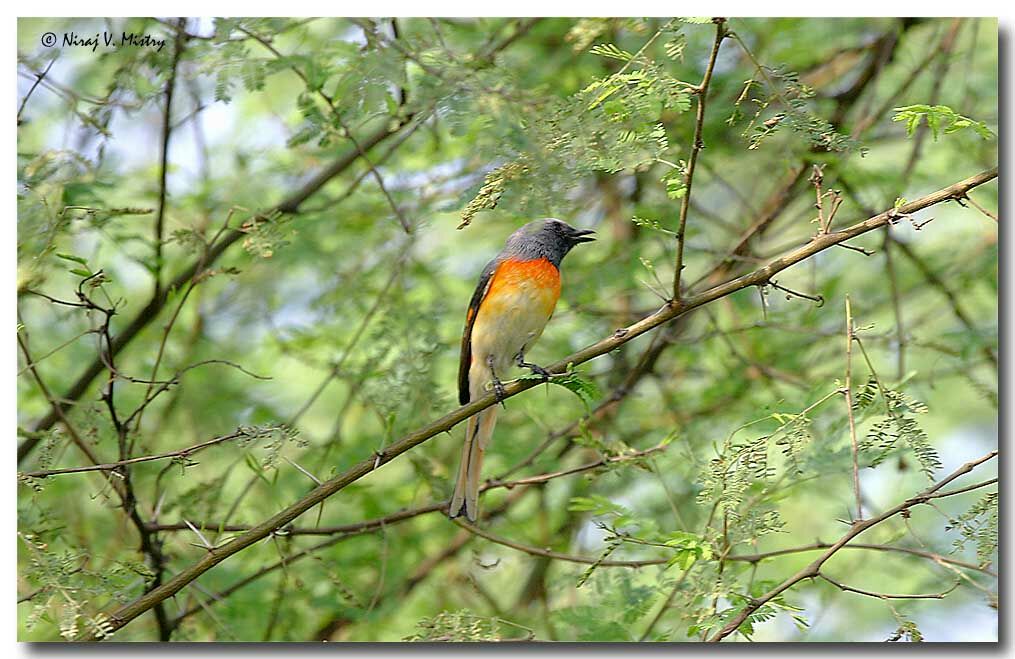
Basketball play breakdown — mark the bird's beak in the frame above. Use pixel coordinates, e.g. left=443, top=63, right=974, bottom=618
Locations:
left=571, top=229, right=596, bottom=244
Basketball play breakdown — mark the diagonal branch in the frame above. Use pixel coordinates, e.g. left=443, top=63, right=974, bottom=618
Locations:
left=452, top=520, right=666, bottom=568
left=726, top=541, right=995, bottom=576
left=17, top=55, right=57, bottom=123
left=236, top=24, right=412, bottom=234
left=817, top=572, right=959, bottom=600
left=962, top=192, right=998, bottom=222
left=21, top=429, right=255, bottom=478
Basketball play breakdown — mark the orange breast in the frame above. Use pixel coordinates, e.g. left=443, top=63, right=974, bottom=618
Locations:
left=484, top=257, right=561, bottom=316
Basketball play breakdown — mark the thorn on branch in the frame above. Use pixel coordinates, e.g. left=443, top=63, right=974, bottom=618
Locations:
left=767, top=280, right=824, bottom=306
left=835, top=242, right=875, bottom=256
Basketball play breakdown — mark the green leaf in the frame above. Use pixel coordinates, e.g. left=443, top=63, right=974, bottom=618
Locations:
left=631, top=216, right=675, bottom=235
left=668, top=548, right=696, bottom=570
left=664, top=36, right=686, bottom=60
left=244, top=452, right=271, bottom=483
left=55, top=253, right=89, bottom=266
left=567, top=495, right=625, bottom=516
left=667, top=185, right=687, bottom=200
left=892, top=104, right=995, bottom=141
left=589, top=43, right=634, bottom=62
left=519, top=370, right=600, bottom=413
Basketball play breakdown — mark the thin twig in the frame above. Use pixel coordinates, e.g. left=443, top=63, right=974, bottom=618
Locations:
left=768, top=279, right=824, bottom=306
left=453, top=520, right=667, bottom=568
left=153, top=18, right=188, bottom=299
left=963, top=192, right=998, bottom=222
left=16, top=328, right=98, bottom=376
left=637, top=566, right=693, bottom=641
left=22, top=429, right=255, bottom=478
left=288, top=255, right=406, bottom=426
left=818, top=572, right=959, bottom=600
left=17, top=55, right=57, bottom=123
left=16, top=331, right=106, bottom=475
left=811, top=165, right=828, bottom=233
left=843, top=296, right=863, bottom=521
left=726, top=541, right=995, bottom=576
left=672, top=19, right=726, bottom=300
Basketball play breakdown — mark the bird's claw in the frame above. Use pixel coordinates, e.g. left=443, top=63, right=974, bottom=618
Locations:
left=525, top=363, right=552, bottom=381
left=492, top=377, right=507, bottom=405
left=516, top=354, right=551, bottom=381
left=486, top=355, right=508, bottom=406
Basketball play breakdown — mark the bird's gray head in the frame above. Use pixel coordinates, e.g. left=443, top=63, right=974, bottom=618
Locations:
left=502, top=218, right=596, bottom=267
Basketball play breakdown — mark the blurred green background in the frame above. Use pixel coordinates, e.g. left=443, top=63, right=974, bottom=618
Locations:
left=17, top=17, right=997, bottom=642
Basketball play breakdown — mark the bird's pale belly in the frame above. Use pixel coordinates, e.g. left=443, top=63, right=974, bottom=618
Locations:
left=469, top=262, right=560, bottom=390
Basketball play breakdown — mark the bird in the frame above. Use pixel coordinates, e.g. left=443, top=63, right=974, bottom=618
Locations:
left=449, top=218, right=596, bottom=522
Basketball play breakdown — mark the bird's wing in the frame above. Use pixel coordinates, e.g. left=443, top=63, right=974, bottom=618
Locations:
left=459, top=258, right=500, bottom=405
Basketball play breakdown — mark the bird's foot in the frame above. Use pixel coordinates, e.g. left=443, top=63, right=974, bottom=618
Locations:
left=524, top=362, right=552, bottom=381
left=492, top=377, right=507, bottom=404
left=487, top=355, right=508, bottom=406
left=516, top=353, right=552, bottom=381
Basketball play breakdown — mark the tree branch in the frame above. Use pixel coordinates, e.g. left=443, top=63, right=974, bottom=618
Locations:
left=672, top=19, right=726, bottom=300
left=962, top=192, right=998, bottom=222
left=21, top=429, right=256, bottom=478
left=843, top=296, right=863, bottom=521
left=452, top=521, right=667, bottom=568
left=152, top=18, right=188, bottom=299
left=725, top=541, right=995, bottom=576
left=817, top=572, right=959, bottom=600
left=141, top=444, right=668, bottom=536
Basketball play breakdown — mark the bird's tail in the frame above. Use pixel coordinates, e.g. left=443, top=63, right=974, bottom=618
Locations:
left=448, top=406, right=498, bottom=522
